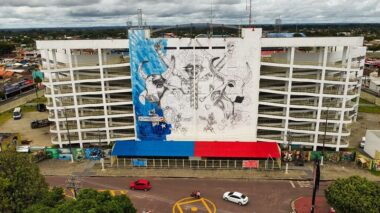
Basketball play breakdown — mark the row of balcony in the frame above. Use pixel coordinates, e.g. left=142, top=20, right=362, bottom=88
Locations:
left=261, top=56, right=362, bottom=69
left=258, top=98, right=357, bottom=109
left=257, top=133, right=349, bottom=146
left=257, top=123, right=350, bottom=134
left=260, top=72, right=359, bottom=83
left=42, top=54, right=130, bottom=70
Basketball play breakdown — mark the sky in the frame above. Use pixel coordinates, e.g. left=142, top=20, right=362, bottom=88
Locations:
left=0, top=0, right=379, bottom=28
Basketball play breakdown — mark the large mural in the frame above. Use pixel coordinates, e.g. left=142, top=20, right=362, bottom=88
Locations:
left=129, top=29, right=261, bottom=141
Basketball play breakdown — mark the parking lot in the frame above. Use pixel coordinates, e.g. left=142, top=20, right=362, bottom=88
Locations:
left=0, top=111, right=51, bottom=147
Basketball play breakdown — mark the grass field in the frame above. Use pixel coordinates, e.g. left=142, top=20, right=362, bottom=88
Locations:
left=359, top=98, right=380, bottom=114
left=0, top=105, right=36, bottom=126
left=366, top=52, right=380, bottom=59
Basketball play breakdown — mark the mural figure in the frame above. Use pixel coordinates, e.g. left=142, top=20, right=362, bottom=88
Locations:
left=138, top=56, right=185, bottom=106
left=199, top=113, right=217, bottom=133
left=200, top=56, right=252, bottom=122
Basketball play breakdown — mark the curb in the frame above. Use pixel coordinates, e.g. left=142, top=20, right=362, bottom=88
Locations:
left=43, top=174, right=331, bottom=182
left=290, top=196, right=303, bottom=213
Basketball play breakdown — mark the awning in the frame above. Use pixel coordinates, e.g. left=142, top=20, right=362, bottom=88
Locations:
left=112, top=140, right=195, bottom=157
left=194, top=141, right=281, bottom=158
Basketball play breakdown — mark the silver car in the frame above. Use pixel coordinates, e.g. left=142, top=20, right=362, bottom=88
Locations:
left=223, top=191, right=249, bottom=206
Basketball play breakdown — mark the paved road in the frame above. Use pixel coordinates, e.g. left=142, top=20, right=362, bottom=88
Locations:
left=46, top=176, right=328, bottom=213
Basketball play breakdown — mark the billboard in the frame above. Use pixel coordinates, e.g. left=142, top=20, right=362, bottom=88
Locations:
left=129, top=29, right=261, bottom=141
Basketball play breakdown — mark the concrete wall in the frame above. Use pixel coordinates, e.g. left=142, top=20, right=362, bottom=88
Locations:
left=0, top=90, right=44, bottom=113
left=360, top=90, right=380, bottom=106
left=369, top=81, right=380, bottom=93
left=364, top=130, right=380, bottom=159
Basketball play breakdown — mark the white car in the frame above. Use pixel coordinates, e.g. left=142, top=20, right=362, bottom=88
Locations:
left=360, top=137, right=365, bottom=148
left=223, top=191, right=249, bottom=206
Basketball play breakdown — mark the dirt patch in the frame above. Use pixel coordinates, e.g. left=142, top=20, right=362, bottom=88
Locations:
left=349, top=113, right=380, bottom=148
left=0, top=111, right=51, bottom=147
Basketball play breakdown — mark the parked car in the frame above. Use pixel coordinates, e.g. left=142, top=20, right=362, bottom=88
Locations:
left=360, top=137, right=366, bottom=148
left=31, top=119, right=53, bottom=129
left=129, top=179, right=152, bottom=191
left=223, top=191, right=249, bottom=206
left=36, top=103, right=47, bottom=112
left=13, top=107, right=22, bottom=120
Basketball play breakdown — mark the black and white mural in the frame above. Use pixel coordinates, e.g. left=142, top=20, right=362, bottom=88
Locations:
left=130, top=29, right=261, bottom=141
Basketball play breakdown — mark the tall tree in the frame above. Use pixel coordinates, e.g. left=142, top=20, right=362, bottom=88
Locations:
left=325, top=176, right=380, bottom=213
left=25, top=189, right=137, bottom=213
left=0, top=42, right=15, bottom=56
left=0, top=151, right=48, bottom=213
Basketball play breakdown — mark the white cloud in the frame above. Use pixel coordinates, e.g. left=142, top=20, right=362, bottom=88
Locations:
left=0, top=0, right=378, bottom=28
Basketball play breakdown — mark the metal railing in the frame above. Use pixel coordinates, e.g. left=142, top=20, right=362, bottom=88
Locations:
left=113, top=158, right=281, bottom=170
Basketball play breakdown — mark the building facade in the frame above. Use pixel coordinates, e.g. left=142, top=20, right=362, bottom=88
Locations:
left=37, top=28, right=366, bottom=151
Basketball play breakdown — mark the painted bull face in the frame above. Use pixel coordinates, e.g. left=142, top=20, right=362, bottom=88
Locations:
left=206, top=57, right=252, bottom=119
left=138, top=56, right=176, bottom=106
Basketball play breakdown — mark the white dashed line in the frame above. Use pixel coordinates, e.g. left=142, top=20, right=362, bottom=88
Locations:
left=289, top=180, right=295, bottom=188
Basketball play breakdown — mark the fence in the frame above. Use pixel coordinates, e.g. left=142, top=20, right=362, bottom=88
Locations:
left=111, top=157, right=281, bottom=170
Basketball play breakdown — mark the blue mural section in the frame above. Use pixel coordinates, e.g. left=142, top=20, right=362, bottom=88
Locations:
left=129, top=30, right=171, bottom=140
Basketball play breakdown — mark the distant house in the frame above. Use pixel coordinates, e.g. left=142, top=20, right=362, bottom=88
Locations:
left=369, top=79, right=380, bottom=93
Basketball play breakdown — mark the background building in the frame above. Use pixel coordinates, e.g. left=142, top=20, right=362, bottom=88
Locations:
left=37, top=28, right=366, bottom=151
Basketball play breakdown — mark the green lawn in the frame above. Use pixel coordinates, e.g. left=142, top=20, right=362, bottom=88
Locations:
left=27, top=96, right=47, bottom=104
left=371, top=170, right=380, bottom=176
left=359, top=98, right=380, bottom=114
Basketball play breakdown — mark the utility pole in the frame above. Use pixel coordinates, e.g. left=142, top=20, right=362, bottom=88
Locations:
left=321, top=107, right=329, bottom=166
left=66, top=176, right=81, bottom=199
left=98, top=129, right=105, bottom=171
left=310, top=159, right=321, bottom=213
left=63, top=106, right=74, bottom=163
left=284, top=132, right=293, bottom=174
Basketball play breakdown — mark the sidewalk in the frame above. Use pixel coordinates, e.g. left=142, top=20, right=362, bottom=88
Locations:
left=292, top=196, right=331, bottom=213
left=38, top=159, right=380, bottom=181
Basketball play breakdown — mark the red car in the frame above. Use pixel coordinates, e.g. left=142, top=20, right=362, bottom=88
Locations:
left=130, top=179, right=152, bottom=191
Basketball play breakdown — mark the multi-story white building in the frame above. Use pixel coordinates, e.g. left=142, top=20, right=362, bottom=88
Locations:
left=37, top=28, right=366, bottom=151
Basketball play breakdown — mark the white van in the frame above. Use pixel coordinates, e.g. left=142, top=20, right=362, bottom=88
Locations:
left=13, top=107, right=22, bottom=120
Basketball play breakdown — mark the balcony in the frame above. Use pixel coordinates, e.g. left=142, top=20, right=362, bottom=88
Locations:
left=258, top=110, right=285, bottom=117
left=289, top=112, right=317, bottom=119
left=290, top=99, right=318, bottom=107
left=291, top=87, right=319, bottom=94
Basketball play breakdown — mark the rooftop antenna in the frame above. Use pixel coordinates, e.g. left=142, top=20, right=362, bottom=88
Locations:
left=275, top=17, right=282, bottom=33
left=126, top=20, right=132, bottom=37
left=210, top=0, right=213, bottom=37
left=249, top=0, right=252, bottom=26
left=137, top=9, right=143, bottom=29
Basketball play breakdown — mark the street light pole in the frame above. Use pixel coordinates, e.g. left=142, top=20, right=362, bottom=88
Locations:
left=310, top=159, right=321, bottom=213
left=285, top=132, right=292, bottom=174
left=321, top=107, right=329, bottom=166
left=98, top=129, right=105, bottom=171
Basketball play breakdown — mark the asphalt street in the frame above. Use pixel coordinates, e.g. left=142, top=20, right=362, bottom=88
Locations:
left=46, top=176, right=328, bottom=213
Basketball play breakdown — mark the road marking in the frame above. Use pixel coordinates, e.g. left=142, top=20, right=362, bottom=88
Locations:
left=201, top=198, right=213, bottom=213
left=297, top=181, right=312, bottom=188
left=177, top=198, right=204, bottom=206
left=173, top=197, right=216, bottom=213
left=289, top=180, right=295, bottom=188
